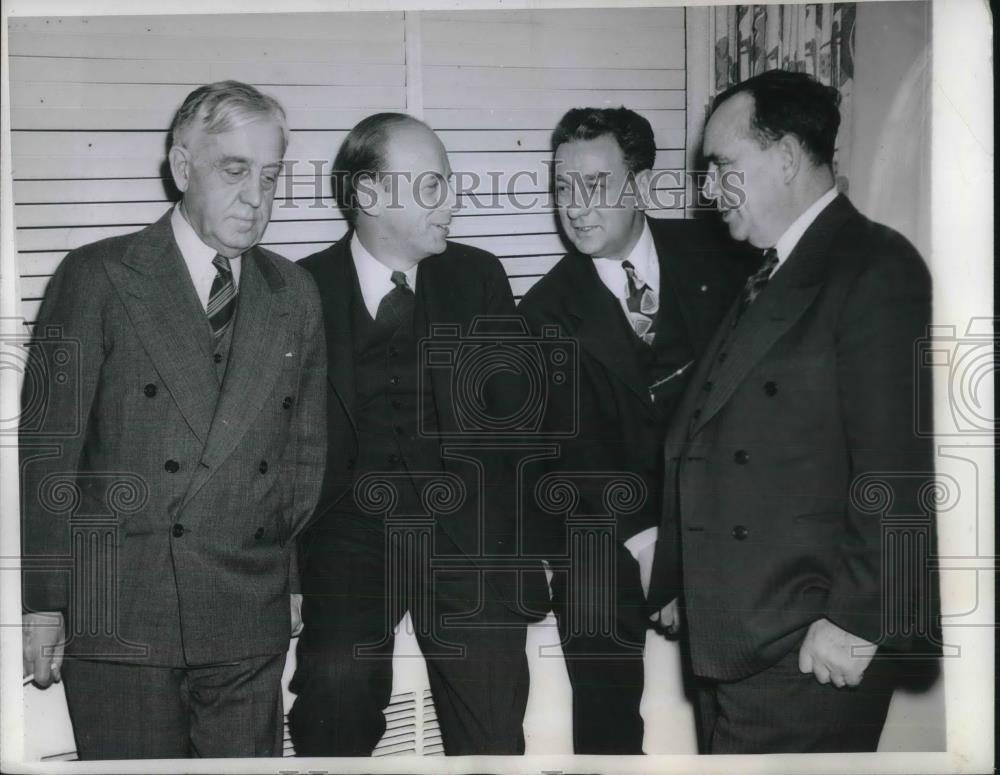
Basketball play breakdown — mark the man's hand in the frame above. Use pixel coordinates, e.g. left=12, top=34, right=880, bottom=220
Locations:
left=649, top=598, right=681, bottom=636
left=290, top=593, right=304, bottom=638
left=23, top=612, right=65, bottom=688
left=798, top=618, right=875, bottom=688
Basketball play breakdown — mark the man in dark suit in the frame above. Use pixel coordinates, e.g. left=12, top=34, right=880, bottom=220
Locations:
left=20, top=81, right=327, bottom=758
left=648, top=70, right=935, bottom=753
left=518, top=107, right=747, bottom=754
left=288, top=113, right=546, bottom=756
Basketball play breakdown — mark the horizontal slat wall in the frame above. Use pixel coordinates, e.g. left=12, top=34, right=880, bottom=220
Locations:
left=418, top=7, right=687, bottom=298
left=11, top=8, right=687, bottom=323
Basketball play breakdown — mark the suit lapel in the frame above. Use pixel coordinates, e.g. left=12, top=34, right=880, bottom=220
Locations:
left=413, top=256, right=458, bottom=433
left=649, top=218, right=701, bottom=348
left=562, top=254, right=653, bottom=410
left=690, top=195, right=856, bottom=435
left=195, top=246, right=290, bottom=472
left=104, top=211, right=218, bottom=443
left=318, top=237, right=359, bottom=425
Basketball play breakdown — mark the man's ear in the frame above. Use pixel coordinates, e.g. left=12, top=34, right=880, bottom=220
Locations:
left=168, top=145, right=192, bottom=194
left=777, top=135, right=804, bottom=184
left=353, top=173, right=385, bottom=219
left=633, top=168, right=653, bottom=210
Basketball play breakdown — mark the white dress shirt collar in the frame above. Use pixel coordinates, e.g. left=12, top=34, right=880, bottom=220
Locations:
left=170, top=203, right=242, bottom=310
left=591, top=218, right=659, bottom=300
left=351, top=231, right=419, bottom=320
left=772, top=186, right=839, bottom=268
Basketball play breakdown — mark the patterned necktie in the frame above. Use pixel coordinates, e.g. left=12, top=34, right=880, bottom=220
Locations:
left=207, top=254, right=237, bottom=339
left=622, top=260, right=658, bottom=345
left=375, top=270, right=415, bottom=327
left=733, top=248, right=780, bottom=325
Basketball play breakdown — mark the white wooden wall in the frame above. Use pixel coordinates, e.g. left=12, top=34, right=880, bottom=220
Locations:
left=9, top=8, right=687, bottom=324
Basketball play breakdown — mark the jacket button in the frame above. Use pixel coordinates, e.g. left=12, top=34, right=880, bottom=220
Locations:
left=282, top=396, right=293, bottom=409
left=164, top=459, right=180, bottom=473
left=764, top=381, right=778, bottom=396
left=733, top=449, right=749, bottom=464
left=259, top=460, right=268, bottom=474
left=171, top=523, right=185, bottom=538
left=732, top=525, right=749, bottom=540
left=691, top=408, right=702, bottom=420
left=388, top=346, right=399, bottom=358
left=143, top=383, right=157, bottom=397
left=702, top=380, right=713, bottom=392
left=390, top=376, right=400, bottom=386
left=391, top=400, right=402, bottom=410
left=254, top=527, right=265, bottom=540
left=213, top=353, right=223, bottom=364
left=718, top=351, right=728, bottom=363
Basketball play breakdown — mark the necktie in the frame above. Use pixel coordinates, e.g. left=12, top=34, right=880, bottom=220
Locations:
left=732, top=248, right=779, bottom=325
left=207, top=254, right=237, bottom=339
left=375, top=270, right=415, bottom=327
left=622, top=260, right=658, bottom=345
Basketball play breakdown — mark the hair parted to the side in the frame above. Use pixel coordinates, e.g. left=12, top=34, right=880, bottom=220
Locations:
left=331, top=112, right=427, bottom=225
left=712, top=69, right=842, bottom=167
left=168, top=80, right=289, bottom=151
left=551, top=107, right=657, bottom=173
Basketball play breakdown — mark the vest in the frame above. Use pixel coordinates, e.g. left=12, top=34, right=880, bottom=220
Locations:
left=342, top=269, right=442, bottom=521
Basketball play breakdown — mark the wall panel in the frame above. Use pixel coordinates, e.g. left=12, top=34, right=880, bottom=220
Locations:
left=10, top=7, right=686, bottom=319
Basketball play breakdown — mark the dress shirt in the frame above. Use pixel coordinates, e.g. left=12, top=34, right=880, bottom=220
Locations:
left=171, top=204, right=242, bottom=310
left=351, top=232, right=419, bottom=319
left=592, top=218, right=660, bottom=318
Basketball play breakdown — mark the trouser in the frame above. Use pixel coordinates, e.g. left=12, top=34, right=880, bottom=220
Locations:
left=288, top=522, right=530, bottom=756
left=62, top=654, right=285, bottom=759
left=551, top=540, right=648, bottom=754
left=693, top=643, right=898, bottom=753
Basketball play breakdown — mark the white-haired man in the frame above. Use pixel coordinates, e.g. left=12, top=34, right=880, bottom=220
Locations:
left=21, top=80, right=327, bottom=759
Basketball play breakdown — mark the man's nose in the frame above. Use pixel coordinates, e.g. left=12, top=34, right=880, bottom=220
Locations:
left=240, top=173, right=265, bottom=208
left=701, top=166, right=719, bottom=201
left=564, top=189, right=592, bottom=219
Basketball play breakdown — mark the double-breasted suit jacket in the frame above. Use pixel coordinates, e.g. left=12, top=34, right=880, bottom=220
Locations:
left=518, top=216, right=750, bottom=556
left=649, top=195, right=935, bottom=681
left=20, top=210, right=327, bottom=667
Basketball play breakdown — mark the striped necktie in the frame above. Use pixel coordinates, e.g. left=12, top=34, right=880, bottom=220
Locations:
left=732, top=248, right=779, bottom=326
left=622, top=260, right=658, bottom=345
left=207, top=254, right=238, bottom=339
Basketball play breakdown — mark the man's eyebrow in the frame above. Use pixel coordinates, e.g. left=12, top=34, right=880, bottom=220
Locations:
left=554, top=172, right=604, bottom=182
left=215, top=155, right=282, bottom=168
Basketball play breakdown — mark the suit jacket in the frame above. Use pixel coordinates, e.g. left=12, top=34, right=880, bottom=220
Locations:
left=518, top=216, right=750, bottom=556
left=649, top=195, right=935, bottom=681
left=20, top=210, right=327, bottom=667
left=298, top=233, right=549, bottom=619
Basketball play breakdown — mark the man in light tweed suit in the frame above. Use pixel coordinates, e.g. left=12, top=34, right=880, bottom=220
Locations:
left=20, top=81, right=326, bottom=759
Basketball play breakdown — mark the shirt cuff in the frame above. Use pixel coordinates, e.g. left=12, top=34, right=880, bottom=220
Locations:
left=623, top=526, right=658, bottom=560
